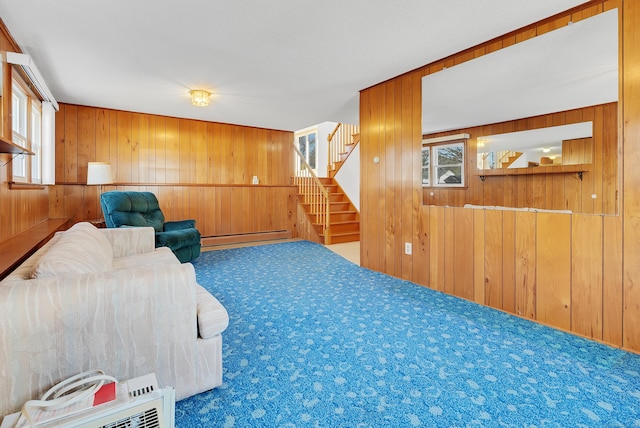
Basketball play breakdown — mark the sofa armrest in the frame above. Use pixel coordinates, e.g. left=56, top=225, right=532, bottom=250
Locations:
left=0, top=262, right=198, bottom=416
left=195, top=284, right=229, bottom=339
left=164, top=219, right=196, bottom=231
left=99, top=226, right=156, bottom=258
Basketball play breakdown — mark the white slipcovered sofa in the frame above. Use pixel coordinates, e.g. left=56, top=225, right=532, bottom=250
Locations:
left=0, top=222, right=228, bottom=418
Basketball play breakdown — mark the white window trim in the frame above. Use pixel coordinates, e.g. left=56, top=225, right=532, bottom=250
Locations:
left=294, top=127, right=319, bottom=174
left=432, top=142, right=465, bottom=188
left=421, top=136, right=468, bottom=188
left=10, top=69, right=55, bottom=186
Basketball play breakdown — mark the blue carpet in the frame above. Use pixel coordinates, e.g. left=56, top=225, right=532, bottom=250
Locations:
left=176, top=241, right=640, bottom=427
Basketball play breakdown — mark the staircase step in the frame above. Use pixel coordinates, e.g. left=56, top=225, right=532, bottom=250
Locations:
left=298, top=193, right=348, bottom=205
left=320, top=231, right=360, bottom=244
left=323, top=221, right=359, bottom=234
left=308, top=211, right=357, bottom=223
left=330, top=201, right=352, bottom=211
left=329, top=193, right=346, bottom=202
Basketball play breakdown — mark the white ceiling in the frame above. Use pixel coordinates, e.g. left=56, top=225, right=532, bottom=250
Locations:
left=0, top=0, right=590, bottom=132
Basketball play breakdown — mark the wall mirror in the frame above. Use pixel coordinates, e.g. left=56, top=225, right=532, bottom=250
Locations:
left=477, top=121, right=592, bottom=170
left=421, top=8, right=619, bottom=214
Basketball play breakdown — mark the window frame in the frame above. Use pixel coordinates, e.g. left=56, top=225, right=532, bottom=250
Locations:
left=421, top=138, right=467, bottom=189
left=294, top=128, right=318, bottom=173
left=11, top=71, right=42, bottom=185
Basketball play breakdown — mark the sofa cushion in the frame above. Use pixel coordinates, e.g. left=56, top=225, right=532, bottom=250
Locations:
left=112, top=246, right=179, bottom=270
left=30, top=222, right=113, bottom=278
left=196, top=284, right=229, bottom=339
left=110, top=211, right=164, bottom=232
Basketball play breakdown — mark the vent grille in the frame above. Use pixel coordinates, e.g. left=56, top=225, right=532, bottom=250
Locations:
left=130, top=384, right=155, bottom=398
left=101, top=408, right=160, bottom=428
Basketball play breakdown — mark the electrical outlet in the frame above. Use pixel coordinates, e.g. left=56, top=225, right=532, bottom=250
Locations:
left=405, top=242, right=412, bottom=255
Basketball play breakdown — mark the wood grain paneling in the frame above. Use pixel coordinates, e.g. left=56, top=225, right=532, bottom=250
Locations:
left=360, top=0, right=636, bottom=352
left=571, top=214, right=603, bottom=339
left=536, top=213, right=572, bottom=331
left=0, top=22, right=49, bottom=243
left=50, top=103, right=297, bottom=238
left=622, top=0, right=640, bottom=351
left=514, top=211, right=536, bottom=319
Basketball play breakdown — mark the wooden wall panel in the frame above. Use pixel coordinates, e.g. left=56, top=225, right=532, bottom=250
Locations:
left=413, top=205, right=430, bottom=286
left=0, top=22, right=49, bottom=242
left=571, top=214, right=603, bottom=340
left=360, top=0, right=637, bottom=352
left=602, top=215, right=623, bottom=346
left=472, top=209, right=485, bottom=304
left=514, top=211, right=536, bottom=319
left=452, top=208, right=473, bottom=300
left=50, top=103, right=297, bottom=238
left=502, top=210, right=516, bottom=314
left=51, top=183, right=297, bottom=239
left=622, top=0, right=640, bottom=350
left=484, top=210, right=503, bottom=309
left=428, top=205, right=444, bottom=292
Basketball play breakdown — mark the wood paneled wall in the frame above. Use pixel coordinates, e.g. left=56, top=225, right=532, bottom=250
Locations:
left=422, top=103, right=618, bottom=215
left=0, top=20, right=50, bottom=242
left=359, top=0, right=640, bottom=351
left=51, top=104, right=298, bottom=238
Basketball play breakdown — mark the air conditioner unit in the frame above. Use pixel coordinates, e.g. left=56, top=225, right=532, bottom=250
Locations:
left=1, top=373, right=174, bottom=428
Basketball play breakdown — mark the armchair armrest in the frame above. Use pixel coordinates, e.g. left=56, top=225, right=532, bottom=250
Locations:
left=99, top=226, right=156, bottom=258
left=164, top=219, right=196, bottom=231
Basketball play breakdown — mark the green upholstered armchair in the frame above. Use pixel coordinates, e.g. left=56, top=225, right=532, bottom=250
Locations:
left=100, top=191, right=201, bottom=263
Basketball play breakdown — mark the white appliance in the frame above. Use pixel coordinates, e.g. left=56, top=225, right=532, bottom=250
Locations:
left=1, top=373, right=175, bottom=428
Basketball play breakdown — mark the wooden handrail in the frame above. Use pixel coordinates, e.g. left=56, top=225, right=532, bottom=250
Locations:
left=497, top=150, right=513, bottom=165
left=327, top=123, right=359, bottom=177
left=327, top=123, right=342, bottom=144
left=292, top=144, right=332, bottom=244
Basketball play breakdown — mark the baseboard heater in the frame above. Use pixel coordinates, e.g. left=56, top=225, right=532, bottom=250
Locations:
left=202, top=230, right=291, bottom=247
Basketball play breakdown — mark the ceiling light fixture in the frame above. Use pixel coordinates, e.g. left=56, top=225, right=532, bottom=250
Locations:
left=542, top=147, right=551, bottom=153
left=190, top=90, right=211, bottom=107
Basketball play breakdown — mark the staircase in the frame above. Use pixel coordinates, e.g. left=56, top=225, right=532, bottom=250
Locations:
left=498, top=150, right=523, bottom=168
left=298, top=177, right=360, bottom=244
left=292, top=128, right=360, bottom=245
left=328, top=123, right=360, bottom=178
left=329, top=133, right=360, bottom=178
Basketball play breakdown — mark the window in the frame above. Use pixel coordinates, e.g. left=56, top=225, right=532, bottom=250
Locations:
left=295, top=128, right=318, bottom=172
left=31, top=105, right=42, bottom=181
left=11, top=75, right=42, bottom=184
left=421, top=146, right=430, bottom=186
left=421, top=136, right=467, bottom=188
left=11, top=83, right=28, bottom=179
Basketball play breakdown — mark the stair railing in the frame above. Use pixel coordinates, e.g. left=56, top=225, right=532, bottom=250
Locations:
left=497, top=150, right=515, bottom=168
left=293, top=144, right=332, bottom=244
left=327, top=123, right=359, bottom=176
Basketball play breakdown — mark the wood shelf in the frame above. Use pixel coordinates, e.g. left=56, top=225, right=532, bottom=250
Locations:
left=0, top=135, right=34, bottom=155
left=477, top=163, right=589, bottom=181
left=0, top=218, right=72, bottom=280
